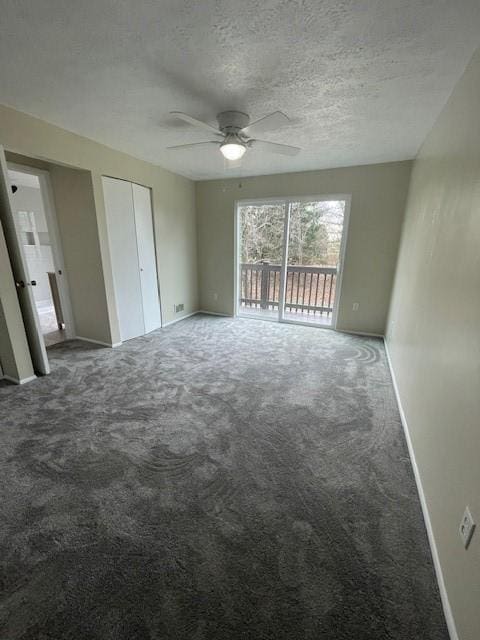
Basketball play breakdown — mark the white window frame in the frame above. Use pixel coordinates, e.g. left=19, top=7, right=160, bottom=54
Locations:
left=234, top=194, right=352, bottom=330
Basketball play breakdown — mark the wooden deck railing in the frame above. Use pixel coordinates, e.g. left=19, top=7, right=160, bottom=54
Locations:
left=240, top=262, right=337, bottom=317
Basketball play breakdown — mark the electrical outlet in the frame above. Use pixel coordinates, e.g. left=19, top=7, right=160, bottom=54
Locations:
left=213, top=292, right=218, bottom=301
left=459, top=507, right=476, bottom=549
left=174, top=303, right=184, bottom=314
left=352, top=302, right=359, bottom=311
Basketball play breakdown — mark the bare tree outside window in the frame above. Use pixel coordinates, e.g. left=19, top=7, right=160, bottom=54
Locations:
left=240, top=201, right=344, bottom=267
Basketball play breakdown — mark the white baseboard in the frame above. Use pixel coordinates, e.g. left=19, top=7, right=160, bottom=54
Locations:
left=384, top=339, right=458, bottom=640
left=75, top=336, right=120, bottom=348
left=162, top=310, right=232, bottom=328
left=2, top=374, right=37, bottom=385
left=162, top=311, right=199, bottom=327
left=339, top=329, right=384, bottom=338
left=198, top=310, right=232, bottom=317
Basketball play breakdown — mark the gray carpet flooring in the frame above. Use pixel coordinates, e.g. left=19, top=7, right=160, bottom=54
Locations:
left=0, top=315, right=448, bottom=639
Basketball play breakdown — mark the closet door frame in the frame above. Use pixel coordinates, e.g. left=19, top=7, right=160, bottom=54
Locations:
left=103, top=176, right=144, bottom=342
left=102, top=176, right=163, bottom=342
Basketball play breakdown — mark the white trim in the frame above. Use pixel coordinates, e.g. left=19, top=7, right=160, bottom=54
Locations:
left=384, top=339, right=458, bottom=640
left=162, top=311, right=198, bottom=327
left=339, top=329, right=384, bottom=338
left=233, top=206, right=240, bottom=317
left=331, top=195, right=351, bottom=330
left=278, top=202, right=291, bottom=322
left=198, top=310, right=231, bottom=317
left=236, top=193, right=353, bottom=206
left=2, top=374, right=37, bottom=385
left=75, top=336, right=121, bottom=348
left=234, top=194, right=352, bottom=331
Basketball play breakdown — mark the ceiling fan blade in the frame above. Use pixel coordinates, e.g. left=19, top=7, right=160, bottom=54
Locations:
left=242, top=111, right=290, bottom=136
left=250, top=139, right=301, bottom=156
left=170, top=111, right=222, bottom=135
left=167, top=141, right=219, bottom=151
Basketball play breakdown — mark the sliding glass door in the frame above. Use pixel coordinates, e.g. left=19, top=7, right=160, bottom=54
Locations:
left=283, top=199, right=346, bottom=325
left=237, top=201, right=287, bottom=320
left=236, top=196, right=349, bottom=328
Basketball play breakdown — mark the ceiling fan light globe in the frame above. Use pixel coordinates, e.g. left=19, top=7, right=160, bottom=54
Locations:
left=220, top=142, right=246, bottom=161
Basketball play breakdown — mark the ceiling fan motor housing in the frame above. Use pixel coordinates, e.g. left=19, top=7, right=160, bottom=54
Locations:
left=217, top=111, right=250, bottom=134
left=168, top=109, right=299, bottom=157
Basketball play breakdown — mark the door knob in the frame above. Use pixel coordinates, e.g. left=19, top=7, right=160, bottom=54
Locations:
left=15, top=280, right=25, bottom=288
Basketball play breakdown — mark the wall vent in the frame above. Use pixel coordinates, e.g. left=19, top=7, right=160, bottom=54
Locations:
left=175, top=303, right=184, bottom=313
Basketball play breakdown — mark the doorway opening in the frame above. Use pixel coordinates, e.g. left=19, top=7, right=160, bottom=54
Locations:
left=7, top=164, right=73, bottom=348
left=235, top=196, right=350, bottom=328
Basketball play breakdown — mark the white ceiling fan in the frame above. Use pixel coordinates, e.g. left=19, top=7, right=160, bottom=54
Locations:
left=167, top=110, right=300, bottom=162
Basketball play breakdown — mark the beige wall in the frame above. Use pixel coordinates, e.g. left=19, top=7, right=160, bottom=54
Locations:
left=6, top=152, right=115, bottom=344
left=0, top=104, right=198, bottom=355
left=0, top=43, right=478, bottom=640
left=196, top=161, right=411, bottom=335
left=49, top=166, right=111, bottom=342
left=386, top=50, right=480, bottom=640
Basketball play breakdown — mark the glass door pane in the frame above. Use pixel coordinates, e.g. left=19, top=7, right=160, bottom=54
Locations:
left=283, top=200, right=346, bottom=326
left=237, top=202, right=286, bottom=320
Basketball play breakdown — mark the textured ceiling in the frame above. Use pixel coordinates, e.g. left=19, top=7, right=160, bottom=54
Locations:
left=1, top=0, right=480, bottom=180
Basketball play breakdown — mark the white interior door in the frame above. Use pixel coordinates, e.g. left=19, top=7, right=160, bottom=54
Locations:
left=0, top=146, right=50, bottom=374
left=132, top=183, right=161, bottom=333
left=103, top=177, right=144, bottom=342
left=8, top=163, right=76, bottom=342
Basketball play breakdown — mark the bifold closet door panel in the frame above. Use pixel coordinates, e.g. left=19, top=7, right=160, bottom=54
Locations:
left=102, top=177, right=144, bottom=341
left=132, top=183, right=161, bottom=333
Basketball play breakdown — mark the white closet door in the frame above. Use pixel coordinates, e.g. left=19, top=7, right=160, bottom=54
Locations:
left=103, top=177, right=145, bottom=341
left=132, top=183, right=161, bottom=333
